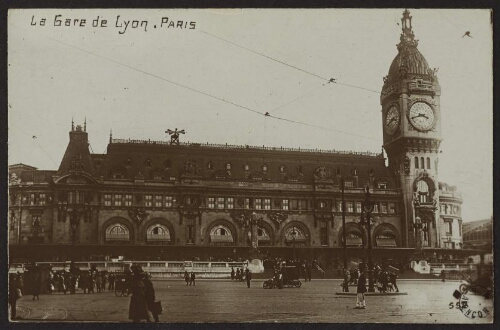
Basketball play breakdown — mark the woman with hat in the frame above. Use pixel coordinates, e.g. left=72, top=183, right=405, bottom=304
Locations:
left=128, top=266, right=151, bottom=322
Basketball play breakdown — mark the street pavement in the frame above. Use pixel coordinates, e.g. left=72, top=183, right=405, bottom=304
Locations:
left=11, top=279, right=493, bottom=323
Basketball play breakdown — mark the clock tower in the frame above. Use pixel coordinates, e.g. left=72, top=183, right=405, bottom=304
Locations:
left=381, top=10, right=442, bottom=248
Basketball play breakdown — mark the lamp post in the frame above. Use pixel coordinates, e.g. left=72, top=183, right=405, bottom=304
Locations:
left=291, top=227, right=297, bottom=260
left=359, top=185, right=375, bottom=292
left=413, top=216, right=423, bottom=252
left=341, top=177, right=347, bottom=271
left=69, top=209, right=79, bottom=275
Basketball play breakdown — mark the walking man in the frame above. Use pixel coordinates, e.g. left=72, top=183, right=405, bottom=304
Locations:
left=246, top=269, right=252, bottom=288
left=441, top=270, right=446, bottom=282
left=231, top=267, right=235, bottom=280
left=190, top=272, right=196, bottom=286
left=184, top=271, right=190, bottom=285
left=355, top=269, right=367, bottom=309
left=9, top=275, right=21, bottom=320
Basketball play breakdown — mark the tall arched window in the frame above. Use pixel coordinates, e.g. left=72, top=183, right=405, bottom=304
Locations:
left=105, top=223, right=130, bottom=243
left=417, top=180, right=430, bottom=203
left=426, top=157, right=431, bottom=169
left=415, top=157, right=419, bottom=169
left=420, top=157, right=425, bottom=169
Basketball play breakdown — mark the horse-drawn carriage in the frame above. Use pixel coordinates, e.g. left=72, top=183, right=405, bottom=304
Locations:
left=263, top=266, right=302, bottom=289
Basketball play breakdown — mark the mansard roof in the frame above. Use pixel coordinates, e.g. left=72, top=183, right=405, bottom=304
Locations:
left=92, top=138, right=397, bottom=188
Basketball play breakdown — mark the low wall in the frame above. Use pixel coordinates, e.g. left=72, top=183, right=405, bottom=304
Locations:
left=9, top=260, right=263, bottom=278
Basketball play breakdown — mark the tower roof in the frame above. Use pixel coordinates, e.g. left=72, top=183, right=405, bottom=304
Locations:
left=386, top=10, right=432, bottom=83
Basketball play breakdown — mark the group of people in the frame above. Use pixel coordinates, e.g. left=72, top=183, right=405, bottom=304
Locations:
left=230, top=267, right=252, bottom=287
left=183, top=271, right=196, bottom=286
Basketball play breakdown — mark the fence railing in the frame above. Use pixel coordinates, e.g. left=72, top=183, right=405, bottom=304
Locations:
left=111, top=139, right=380, bottom=157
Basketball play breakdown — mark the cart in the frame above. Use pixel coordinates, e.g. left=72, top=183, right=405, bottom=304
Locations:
left=114, top=273, right=131, bottom=297
left=275, top=266, right=301, bottom=288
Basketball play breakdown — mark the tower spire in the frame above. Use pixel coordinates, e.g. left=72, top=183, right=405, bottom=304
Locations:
left=398, top=9, right=418, bottom=50
left=71, top=117, right=74, bottom=131
left=109, top=129, right=113, bottom=143
left=84, top=117, right=87, bottom=132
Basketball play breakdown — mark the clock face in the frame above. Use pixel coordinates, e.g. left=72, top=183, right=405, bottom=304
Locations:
left=409, top=102, right=435, bottom=131
left=385, top=105, right=400, bottom=135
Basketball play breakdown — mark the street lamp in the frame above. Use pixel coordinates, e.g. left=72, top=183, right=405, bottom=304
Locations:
left=69, top=209, right=79, bottom=276
left=413, top=216, right=422, bottom=250
left=359, top=185, right=375, bottom=292
left=291, top=227, right=297, bottom=260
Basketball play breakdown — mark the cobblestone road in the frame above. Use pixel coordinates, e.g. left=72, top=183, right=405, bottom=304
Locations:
left=11, top=279, right=493, bottom=323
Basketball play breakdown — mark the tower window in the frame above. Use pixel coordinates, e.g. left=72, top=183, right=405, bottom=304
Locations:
left=226, top=163, right=231, bottom=170
left=427, top=157, right=431, bottom=169
left=244, top=164, right=249, bottom=171
left=415, top=157, right=419, bottom=169
left=420, top=157, right=425, bottom=169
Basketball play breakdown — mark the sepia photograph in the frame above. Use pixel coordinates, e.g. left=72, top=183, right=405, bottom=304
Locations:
left=7, top=8, right=494, bottom=323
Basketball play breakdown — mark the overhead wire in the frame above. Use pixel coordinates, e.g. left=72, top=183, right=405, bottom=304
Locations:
left=10, top=23, right=381, bottom=142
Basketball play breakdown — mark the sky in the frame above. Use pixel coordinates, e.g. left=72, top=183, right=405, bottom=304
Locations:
left=8, top=9, right=493, bottom=222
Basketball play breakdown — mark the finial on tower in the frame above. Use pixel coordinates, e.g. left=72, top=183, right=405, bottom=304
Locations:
left=398, top=9, right=418, bottom=49
left=84, top=117, right=87, bottom=132
left=109, top=129, right=113, bottom=143
left=71, top=117, right=75, bottom=131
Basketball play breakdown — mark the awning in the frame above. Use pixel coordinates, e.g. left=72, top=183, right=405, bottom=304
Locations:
left=147, top=234, right=171, bottom=241
left=285, top=236, right=306, bottom=242
left=346, top=237, right=363, bottom=246
left=376, top=237, right=397, bottom=247
left=106, top=234, right=130, bottom=241
left=210, top=235, right=234, bottom=243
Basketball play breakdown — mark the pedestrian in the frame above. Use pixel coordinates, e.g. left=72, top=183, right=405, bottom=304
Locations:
left=343, top=269, right=350, bottom=292
left=356, top=270, right=367, bottom=309
left=306, top=262, right=312, bottom=282
left=389, top=273, right=399, bottom=293
left=190, top=272, right=196, bottom=286
left=246, top=269, right=252, bottom=288
left=441, top=270, right=446, bottom=282
left=143, top=273, right=159, bottom=323
left=32, top=274, right=40, bottom=300
left=129, top=267, right=151, bottom=323
left=184, top=271, right=190, bottom=285
left=9, top=275, right=22, bottom=320
left=109, top=272, right=115, bottom=291
left=231, top=267, right=235, bottom=280
left=236, top=268, right=240, bottom=281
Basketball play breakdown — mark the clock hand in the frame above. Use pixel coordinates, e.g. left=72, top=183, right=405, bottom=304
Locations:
left=388, top=117, right=396, bottom=124
left=421, top=114, right=429, bottom=119
left=411, top=114, right=423, bottom=119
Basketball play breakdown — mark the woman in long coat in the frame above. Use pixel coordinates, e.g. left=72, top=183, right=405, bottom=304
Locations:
left=129, top=272, right=151, bottom=322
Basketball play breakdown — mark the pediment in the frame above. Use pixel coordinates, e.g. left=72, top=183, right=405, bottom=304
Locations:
left=54, top=173, right=97, bottom=185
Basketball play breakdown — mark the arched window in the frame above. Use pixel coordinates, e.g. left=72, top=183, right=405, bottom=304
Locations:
left=262, top=164, right=268, bottom=172
left=375, top=228, right=397, bottom=247
left=210, top=225, right=233, bottom=245
left=146, top=224, right=171, bottom=244
left=344, top=227, right=363, bottom=247
left=415, top=157, right=419, bottom=169
left=417, top=180, right=430, bottom=203
left=226, top=163, right=231, bottom=170
left=244, top=164, right=249, bottom=171
left=206, top=161, right=213, bottom=170
left=247, top=227, right=271, bottom=245
left=420, top=157, right=425, bottom=169
left=279, top=165, right=285, bottom=173
left=284, top=226, right=306, bottom=246
left=426, top=157, right=431, bottom=169
left=105, top=223, right=130, bottom=243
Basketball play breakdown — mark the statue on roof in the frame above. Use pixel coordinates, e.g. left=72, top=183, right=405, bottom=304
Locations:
left=166, top=128, right=185, bottom=145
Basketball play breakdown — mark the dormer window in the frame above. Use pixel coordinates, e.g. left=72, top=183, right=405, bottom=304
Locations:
left=262, top=164, right=268, bottom=172
left=207, top=161, right=214, bottom=170
left=226, top=163, right=231, bottom=170
left=145, top=158, right=152, bottom=167
left=279, top=165, right=285, bottom=173
left=244, top=164, right=249, bottom=171
left=126, top=158, right=132, bottom=165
